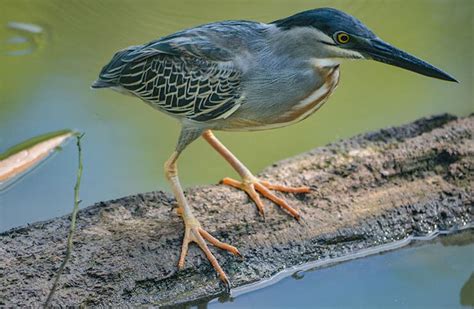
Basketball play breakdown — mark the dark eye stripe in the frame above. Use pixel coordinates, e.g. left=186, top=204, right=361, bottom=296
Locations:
left=317, top=40, right=337, bottom=46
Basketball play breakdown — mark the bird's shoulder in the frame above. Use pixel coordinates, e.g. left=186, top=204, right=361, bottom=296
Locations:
left=93, top=20, right=268, bottom=89
left=124, top=20, right=269, bottom=64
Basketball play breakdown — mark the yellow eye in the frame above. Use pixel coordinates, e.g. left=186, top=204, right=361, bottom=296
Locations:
left=336, top=32, right=350, bottom=44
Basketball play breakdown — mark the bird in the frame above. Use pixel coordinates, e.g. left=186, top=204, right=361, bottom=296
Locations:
left=92, top=7, right=457, bottom=288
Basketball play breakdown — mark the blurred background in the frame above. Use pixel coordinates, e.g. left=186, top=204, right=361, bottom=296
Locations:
left=0, top=0, right=472, bottom=231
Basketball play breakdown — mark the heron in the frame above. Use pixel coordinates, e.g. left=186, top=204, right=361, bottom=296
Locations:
left=92, top=7, right=457, bottom=287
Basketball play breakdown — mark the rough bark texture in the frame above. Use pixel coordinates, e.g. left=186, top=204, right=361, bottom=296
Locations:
left=1, top=114, right=473, bottom=307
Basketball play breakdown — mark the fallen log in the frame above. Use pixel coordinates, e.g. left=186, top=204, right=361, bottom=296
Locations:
left=0, top=114, right=472, bottom=306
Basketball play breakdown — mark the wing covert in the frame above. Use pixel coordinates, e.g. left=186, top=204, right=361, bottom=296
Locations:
left=93, top=21, right=265, bottom=122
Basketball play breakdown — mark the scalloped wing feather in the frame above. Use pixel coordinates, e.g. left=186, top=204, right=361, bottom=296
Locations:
left=93, top=21, right=266, bottom=122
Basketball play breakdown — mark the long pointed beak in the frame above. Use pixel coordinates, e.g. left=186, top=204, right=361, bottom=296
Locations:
left=363, top=38, right=458, bottom=82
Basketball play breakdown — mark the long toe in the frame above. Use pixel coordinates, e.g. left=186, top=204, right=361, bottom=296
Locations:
left=220, top=176, right=307, bottom=219
left=254, top=182, right=300, bottom=220
left=199, top=228, right=242, bottom=258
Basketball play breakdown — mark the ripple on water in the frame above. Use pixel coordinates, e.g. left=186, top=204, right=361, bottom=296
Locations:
left=3, top=21, right=48, bottom=56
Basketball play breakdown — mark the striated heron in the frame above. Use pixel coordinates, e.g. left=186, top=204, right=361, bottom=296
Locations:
left=92, top=8, right=457, bottom=287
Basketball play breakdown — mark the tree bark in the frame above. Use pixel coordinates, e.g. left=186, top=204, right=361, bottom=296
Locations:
left=1, top=114, right=472, bottom=306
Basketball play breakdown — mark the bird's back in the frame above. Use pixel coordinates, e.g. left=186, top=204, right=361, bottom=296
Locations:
left=92, top=21, right=268, bottom=122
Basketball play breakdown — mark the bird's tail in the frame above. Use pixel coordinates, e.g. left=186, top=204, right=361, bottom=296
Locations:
left=91, top=45, right=140, bottom=89
left=91, top=79, right=112, bottom=89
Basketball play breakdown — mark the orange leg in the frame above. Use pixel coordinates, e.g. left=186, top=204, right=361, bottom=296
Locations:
left=202, top=130, right=310, bottom=219
left=165, top=151, right=241, bottom=287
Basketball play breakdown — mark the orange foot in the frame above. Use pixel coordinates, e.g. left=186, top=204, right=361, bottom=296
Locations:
left=178, top=216, right=242, bottom=287
left=221, top=177, right=310, bottom=219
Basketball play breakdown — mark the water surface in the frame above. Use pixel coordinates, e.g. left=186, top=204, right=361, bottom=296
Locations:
left=207, top=230, right=474, bottom=308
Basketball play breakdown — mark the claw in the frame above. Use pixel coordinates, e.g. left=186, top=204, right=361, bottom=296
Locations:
left=222, top=278, right=231, bottom=294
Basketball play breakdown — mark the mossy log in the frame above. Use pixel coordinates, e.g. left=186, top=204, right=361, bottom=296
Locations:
left=1, top=114, right=472, bottom=306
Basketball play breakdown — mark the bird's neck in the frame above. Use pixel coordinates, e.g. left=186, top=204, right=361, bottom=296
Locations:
left=264, top=25, right=335, bottom=60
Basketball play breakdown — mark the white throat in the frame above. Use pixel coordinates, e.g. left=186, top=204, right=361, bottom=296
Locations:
left=311, top=58, right=340, bottom=68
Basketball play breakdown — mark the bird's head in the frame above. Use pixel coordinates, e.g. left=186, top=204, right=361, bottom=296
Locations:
left=272, top=8, right=457, bottom=82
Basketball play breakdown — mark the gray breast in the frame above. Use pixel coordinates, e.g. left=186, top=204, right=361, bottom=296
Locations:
left=209, top=59, right=339, bottom=131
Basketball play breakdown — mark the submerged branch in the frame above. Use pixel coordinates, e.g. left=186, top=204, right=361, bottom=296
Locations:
left=0, top=114, right=472, bottom=307
left=0, top=130, right=74, bottom=189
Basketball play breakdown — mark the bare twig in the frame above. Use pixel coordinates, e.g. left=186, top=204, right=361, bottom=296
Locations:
left=44, top=133, right=84, bottom=307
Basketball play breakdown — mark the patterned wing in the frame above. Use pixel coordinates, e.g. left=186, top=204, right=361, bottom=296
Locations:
left=118, top=54, right=241, bottom=122
left=92, top=21, right=261, bottom=122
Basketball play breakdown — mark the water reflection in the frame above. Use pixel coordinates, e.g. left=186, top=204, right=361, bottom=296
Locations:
left=202, top=230, right=474, bottom=308
left=460, top=273, right=474, bottom=307
left=440, top=229, right=474, bottom=247
left=291, top=270, right=305, bottom=280
left=3, top=21, right=47, bottom=56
